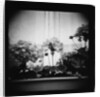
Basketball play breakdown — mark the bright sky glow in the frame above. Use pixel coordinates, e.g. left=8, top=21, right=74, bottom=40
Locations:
left=9, top=10, right=88, bottom=45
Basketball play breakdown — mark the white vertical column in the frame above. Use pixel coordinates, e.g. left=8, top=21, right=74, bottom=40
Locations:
left=49, top=11, right=54, bottom=38
left=58, top=12, right=61, bottom=40
left=54, top=12, right=57, bottom=38
left=44, top=11, right=49, bottom=40
left=55, top=12, right=60, bottom=39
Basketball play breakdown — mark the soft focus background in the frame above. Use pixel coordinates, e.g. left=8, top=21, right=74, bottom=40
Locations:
left=9, top=11, right=88, bottom=45
left=9, top=11, right=88, bottom=52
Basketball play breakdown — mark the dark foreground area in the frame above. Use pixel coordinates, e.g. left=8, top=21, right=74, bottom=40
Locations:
left=6, top=77, right=94, bottom=96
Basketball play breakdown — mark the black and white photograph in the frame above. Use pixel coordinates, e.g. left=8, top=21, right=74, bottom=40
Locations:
left=5, top=1, right=95, bottom=96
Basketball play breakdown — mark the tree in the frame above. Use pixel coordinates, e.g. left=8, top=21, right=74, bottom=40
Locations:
left=70, top=24, right=89, bottom=49
left=42, top=37, right=63, bottom=66
left=9, top=40, right=34, bottom=73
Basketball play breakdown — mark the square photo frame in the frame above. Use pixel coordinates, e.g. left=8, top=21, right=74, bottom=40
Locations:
left=5, top=1, right=95, bottom=96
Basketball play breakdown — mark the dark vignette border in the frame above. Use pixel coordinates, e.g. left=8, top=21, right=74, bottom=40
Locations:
left=5, top=1, right=95, bottom=96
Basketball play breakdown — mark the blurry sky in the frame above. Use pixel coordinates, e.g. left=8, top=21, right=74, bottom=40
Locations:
left=9, top=10, right=88, bottom=45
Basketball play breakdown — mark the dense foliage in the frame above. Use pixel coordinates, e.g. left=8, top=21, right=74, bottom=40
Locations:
left=8, top=24, right=89, bottom=80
